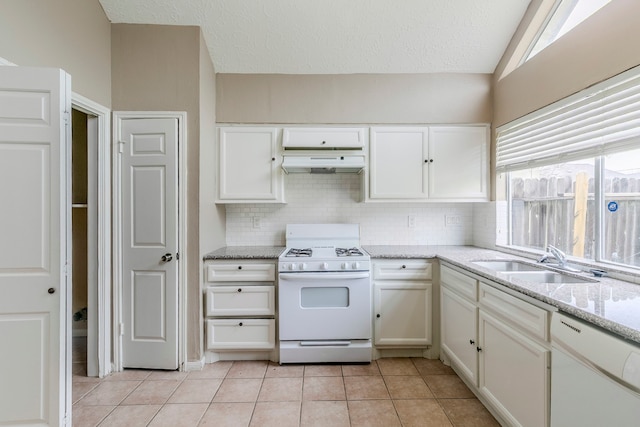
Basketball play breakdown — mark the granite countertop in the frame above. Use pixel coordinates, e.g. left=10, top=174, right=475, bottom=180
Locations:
left=204, top=245, right=640, bottom=345
left=364, top=245, right=640, bottom=345
left=203, top=246, right=285, bottom=260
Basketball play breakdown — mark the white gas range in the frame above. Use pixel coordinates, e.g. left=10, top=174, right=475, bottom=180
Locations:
left=278, top=224, right=372, bottom=364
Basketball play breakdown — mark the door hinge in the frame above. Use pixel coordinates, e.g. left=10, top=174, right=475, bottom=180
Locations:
left=119, top=322, right=124, bottom=336
left=118, top=140, right=125, bottom=154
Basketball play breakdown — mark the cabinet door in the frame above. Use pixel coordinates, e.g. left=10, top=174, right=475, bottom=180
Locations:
left=441, top=286, right=479, bottom=386
left=206, top=318, right=275, bottom=350
left=205, top=285, right=275, bottom=317
left=369, top=127, right=429, bottom=199
left=283, top=127, right=366, bottom=149
left=206, top=262, right=276, bottom=282
left=374, top=281, right=431, bottom=346
left=479, top=310, right=549, bottom=427
left=218, top=127, right=283, bottom=202
left=428, top=126, right=488, bottom=200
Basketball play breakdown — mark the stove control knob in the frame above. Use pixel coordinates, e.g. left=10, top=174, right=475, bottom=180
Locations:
left=342, top=262, right=349, bottom=270
left=300, top=263, right=307, bottom=270
left=352, top=262, right=360, bottom=269
left=321, top=262, right=329, bottom=270
left=289, top=263, right=296, bottom=271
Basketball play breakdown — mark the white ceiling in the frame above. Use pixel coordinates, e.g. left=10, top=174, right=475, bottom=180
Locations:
left=99, top=0, right=531, bottom=74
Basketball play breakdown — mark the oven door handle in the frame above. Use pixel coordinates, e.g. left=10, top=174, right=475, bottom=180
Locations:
left=279, top=272, right=370, bottom=280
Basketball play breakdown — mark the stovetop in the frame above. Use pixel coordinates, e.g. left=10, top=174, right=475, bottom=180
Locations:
left=279, top=224, right=371, bottom=272
left=282, top=246, right=366, bottom=258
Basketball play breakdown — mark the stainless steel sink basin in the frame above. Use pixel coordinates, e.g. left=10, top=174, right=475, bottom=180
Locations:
left=472, top=260, right=543, bottom=272
left=502, top=271, right=595, bottom=284
left=472, top=259, right=596, bottom=284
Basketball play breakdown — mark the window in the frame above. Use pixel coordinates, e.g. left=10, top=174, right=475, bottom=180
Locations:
left=509, top=160, right=596, bottom=259
left=497, top=65, right=640, bottom=270
left=602, top=148, right=640, bottom=266
left=525, top=0, right=612, bottom=63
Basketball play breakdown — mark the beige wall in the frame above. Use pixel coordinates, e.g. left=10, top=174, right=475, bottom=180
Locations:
left=0, top=0, right=112, bottom=107
left=198, top=33, right=226, bottom=361
left=112, top=24, right=211, bottom=362
left=494, top=0, right=640, bottom=127
left=216, top=73, right=492, bottom=124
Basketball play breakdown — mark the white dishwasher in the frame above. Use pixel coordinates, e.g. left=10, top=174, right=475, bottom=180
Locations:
left=551, top=312, right=640, bottom=426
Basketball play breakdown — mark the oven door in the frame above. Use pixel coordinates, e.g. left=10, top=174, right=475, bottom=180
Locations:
left=278, top=271, right=371, bottom=341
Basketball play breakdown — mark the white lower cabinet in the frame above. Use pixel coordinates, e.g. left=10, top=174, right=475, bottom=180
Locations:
left=441, top=285, right=478, bottom=384
left=206, top=319, right=275, bottom=350
left=204, top=260, right=276, bottom=351
left=478, top=310, right=549, bottom=427
left=440, top=263, right=550, bottom=427
left=373, top=260, right=432, bottom=347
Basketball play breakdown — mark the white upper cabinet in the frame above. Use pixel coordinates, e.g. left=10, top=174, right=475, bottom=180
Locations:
left=369, top=127, right=429, bottom=199
left=368, top=125, right=488, bottom=202
left=217, top=127, right=285, bottom=203
left=283, top=127, right=366, bottom=149
left=428, top=126, right=488, bottom=200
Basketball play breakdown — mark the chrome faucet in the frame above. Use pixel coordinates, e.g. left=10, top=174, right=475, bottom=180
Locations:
left=547, top=245, right=567, bottom=267
left=538, top=245, right=581, bottom=272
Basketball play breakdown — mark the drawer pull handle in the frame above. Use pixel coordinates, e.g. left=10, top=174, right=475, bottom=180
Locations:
left=237, top=288, right=242, bottom=292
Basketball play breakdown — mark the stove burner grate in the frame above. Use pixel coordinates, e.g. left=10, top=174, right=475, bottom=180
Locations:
left=336, top=247, right=364, bottom=257
left=285, top=248, right=312, bottom=257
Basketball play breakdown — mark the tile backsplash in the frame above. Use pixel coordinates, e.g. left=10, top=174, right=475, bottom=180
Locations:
left=225, top=173, right=478, bottom=246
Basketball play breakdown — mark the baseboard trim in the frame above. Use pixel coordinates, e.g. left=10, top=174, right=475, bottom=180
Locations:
left=183, top=357, right=206, bottom=372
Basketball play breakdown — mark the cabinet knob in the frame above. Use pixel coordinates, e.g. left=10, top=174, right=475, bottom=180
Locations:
left=469, top=339, right=475, bottom=345
left=430, top=159, right=434, bottom=163
left=238, top=322, right=243, bottom=326
left=477, top=347, right=482, bottom=352
left=238, top=266, right=242, bottom=270
left=272, top=157, right=275, bottom=161
left=401, top=265, right=406, bottom=269
left=321, top=140, right=326, bottom=144
left=237, top=288, right=242, bottom=292
left=424, top=159, right=428, bottom=163
left=376, top=314, right=381, bottom=318
left=48, top=287, right=55, bottom=294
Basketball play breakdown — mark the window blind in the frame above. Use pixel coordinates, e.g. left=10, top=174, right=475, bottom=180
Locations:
left=496, top=65, right=640, bottom=171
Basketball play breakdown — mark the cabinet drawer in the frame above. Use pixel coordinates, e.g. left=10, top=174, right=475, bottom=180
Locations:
left=206, top=319, right=275, bottom=350
left=440, top=265, right=478, bottom=301
left=282, top=127, right=366, bottom=149
left=374, top=260, right=432, bottom=280
left=205, top=285, right=275, bottom=317
left=206, top=263, right=275, bottom=282
left=479, top=282, right=549, bottom=341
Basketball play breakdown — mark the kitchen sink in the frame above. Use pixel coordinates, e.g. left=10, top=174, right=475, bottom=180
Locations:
left=472, top=260, right=543, bottom=272
left=472, top=259, right=596, bottom=284
left=502, top=270, right=595, bottom=284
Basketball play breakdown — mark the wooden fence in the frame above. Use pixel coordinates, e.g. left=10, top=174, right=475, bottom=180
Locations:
left=511, top=175, right=640, bottom=267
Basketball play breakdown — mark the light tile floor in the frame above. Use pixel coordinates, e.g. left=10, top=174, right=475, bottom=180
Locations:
left=72, top=339, right=499, bottom=426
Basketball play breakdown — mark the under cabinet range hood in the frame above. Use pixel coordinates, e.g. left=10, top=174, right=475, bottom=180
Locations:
left=281, top=155, right=365, bottom=174
left=281, top=127, right=367, bottom=174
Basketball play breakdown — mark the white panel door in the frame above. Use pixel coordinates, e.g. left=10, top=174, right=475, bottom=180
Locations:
left=0, top=67, right=70, bottom=426
left=120, top=118, right=178, bottom=370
